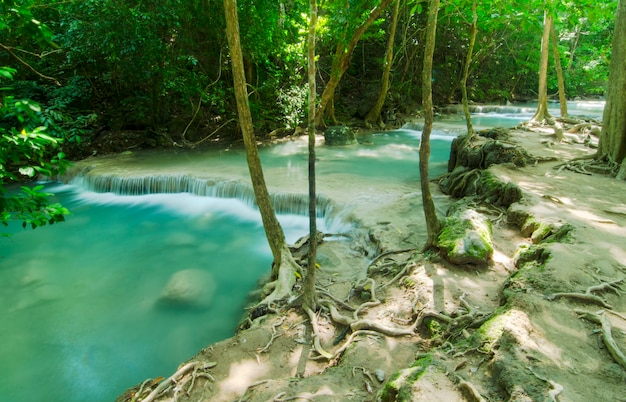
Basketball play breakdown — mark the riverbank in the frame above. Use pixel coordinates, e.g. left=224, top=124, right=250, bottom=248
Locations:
left=117, top=125, right=625, bottom=401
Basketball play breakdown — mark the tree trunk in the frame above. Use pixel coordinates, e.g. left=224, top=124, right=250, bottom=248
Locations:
left=365, top=0, right=400, bottom=126
left=302, top=0, right=318, bottom=311
left=460, top=0, right=477, bottom=139
left=420, top=0, right=441, bottom=250
left=551, top=24, right=568, bottom=117
left=223, top=0, right=299, bottom=300
left=599, top=0, right=626, bottom=173
left=531, top=9, right=553, bottom=124
left=315, top=0, right=393, bottom=127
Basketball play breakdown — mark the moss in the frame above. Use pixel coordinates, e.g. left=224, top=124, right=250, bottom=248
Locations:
left=530, top=222, right=554, bottom=244
left=438, top=209, right=493, bottom=265
left=543, top=223, right=575, bottom=243
left=378, top=354, right=433, bottom=402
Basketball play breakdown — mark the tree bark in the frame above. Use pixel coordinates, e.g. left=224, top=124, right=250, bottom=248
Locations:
left=460, top=0, right=477, bottom=139
left=599, top=0, right=626, bottom=171
left=302, top=0, right=318, bottom=311
left=420, top=0, right=441, bottom=250
left=315, top=0, right=393, bottom=126
left=551, top=24, right=568, bottom=117
left=365, top=0, right=400, bottom=126
left=223, top=0, right=297, bottom=291
left=531, top=9, right=553, bottom=124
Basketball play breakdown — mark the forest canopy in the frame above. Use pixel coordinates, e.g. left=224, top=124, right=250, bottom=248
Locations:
left=0, top=0, right=617, bottom=153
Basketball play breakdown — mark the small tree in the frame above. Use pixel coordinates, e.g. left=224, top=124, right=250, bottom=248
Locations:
left=302, top=0, right=319, bottom=311
left=419, top=0, right=442, bottom=250
left=530, top=7, right=554, bottom=124
left=365, top=0, right=400, bottom=126
left=315, top=0, right=393, bottom=126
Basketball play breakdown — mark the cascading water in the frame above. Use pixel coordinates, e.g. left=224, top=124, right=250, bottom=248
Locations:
left=0, top=101, right=604, bottom=401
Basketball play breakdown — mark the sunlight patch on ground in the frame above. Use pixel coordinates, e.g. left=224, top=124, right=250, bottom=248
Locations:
left=218, top=359, right=270, bottom=396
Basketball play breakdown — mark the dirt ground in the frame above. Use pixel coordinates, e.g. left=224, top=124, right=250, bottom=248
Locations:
left=117, top=127, right=626, bottom=402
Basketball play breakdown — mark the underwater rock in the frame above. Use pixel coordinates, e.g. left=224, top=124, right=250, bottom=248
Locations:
left=324, top=126, right=356, bottom=146
left=438, top=208, right=493, bottom=266
left=158, top=269, right=216, bottom=309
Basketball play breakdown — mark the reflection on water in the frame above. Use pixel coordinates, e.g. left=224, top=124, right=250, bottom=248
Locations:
left=0, top=101, right=604, bottom=401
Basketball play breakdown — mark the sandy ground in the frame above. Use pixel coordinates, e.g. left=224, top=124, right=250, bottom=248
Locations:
left=117, top=128, right=625, bottom=402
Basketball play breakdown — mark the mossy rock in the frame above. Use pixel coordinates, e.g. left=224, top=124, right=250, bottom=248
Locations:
left=323, top=126, right=356, bottom=146
left=378, top=355, right=433, bottom=402
left=448, top=135, right=534, bottom=170
left=438, top=168, right=522, bottom=208
left=438, top=208, right=493, bottom=266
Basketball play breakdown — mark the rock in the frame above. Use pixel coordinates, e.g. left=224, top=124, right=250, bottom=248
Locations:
left=158, top=269, right=216, bottom=309
left=438, top=208, right=493, bottom=266
left=324, top=126, right=356, bottom=146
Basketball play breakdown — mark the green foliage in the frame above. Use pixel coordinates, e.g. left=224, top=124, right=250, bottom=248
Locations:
left=1, top=65, right=70, bottom=230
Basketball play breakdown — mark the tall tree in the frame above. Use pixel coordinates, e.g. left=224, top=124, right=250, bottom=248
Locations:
left=420, top=0, right=441, bottom=250
left=551, top=24, right=568, bottom=117
left=530, top=6, right=554, bottom=124
left=598, top=0, right=626, bottom=179
left=315, top=0, right=393, bottom=126
left=223, top=0, right=300, bottom=303
left=302, top=0, right=318, bottom=311
left=365, top=0, right=400, bottom=126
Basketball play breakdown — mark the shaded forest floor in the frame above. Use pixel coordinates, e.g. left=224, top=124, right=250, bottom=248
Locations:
left=118, top=126, right=626, bottom=402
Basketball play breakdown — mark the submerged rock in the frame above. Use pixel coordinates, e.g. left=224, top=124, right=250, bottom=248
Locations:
left=158, top=269, right=216, bottom=309
left=324, top=126, right=356, bottom=146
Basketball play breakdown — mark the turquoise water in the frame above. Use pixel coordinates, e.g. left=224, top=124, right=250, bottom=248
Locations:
left=0, top=101, right=604, bottom=401
left=1, top=186, right=324, bottom=401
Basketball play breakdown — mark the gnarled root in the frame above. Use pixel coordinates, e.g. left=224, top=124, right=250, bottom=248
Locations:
left=546, top=278, right=623, bottom=309
left=576, top=309, right=626, bottom=369
left=136, top=361, right=217, bottom=402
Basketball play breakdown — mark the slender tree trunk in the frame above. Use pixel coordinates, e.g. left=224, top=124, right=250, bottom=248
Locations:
left=599, top=0, right=626, bottom=177
left=566, top=24, right=581, bottom=74
left=302, top=0, right=318, bottom=311
left=420, top=0, right=441, bottom=250
left=315, top=0, right=393, bottom=126
left=551, top=24, right=568, bottom=117
left=531, top=9, right=553, bottom=124
left=223, top=0, right=298, bottom=299
left=365, top=0, right=400, bottom=126
left=460, top=0, right=477, bottom=138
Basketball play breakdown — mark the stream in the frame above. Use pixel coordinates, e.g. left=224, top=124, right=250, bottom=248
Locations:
left=0, top=101, right=604, bottom=401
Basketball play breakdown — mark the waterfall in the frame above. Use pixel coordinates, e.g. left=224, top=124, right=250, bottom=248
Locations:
left=438, top=104, right=535, bottom=115
left=64, top=172, right=349, bottom=222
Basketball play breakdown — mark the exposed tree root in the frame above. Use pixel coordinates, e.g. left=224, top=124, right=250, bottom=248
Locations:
left=237, top=380, right=273, bottom=402
left=258, top=316, right=286, bottom=353
left=546, top=278, right=624, bottom=309
left=367, top=248, right=418, bottom=270
left=527, top=366, right=564, bottom=402
left=554, top=154, right=621, bottom=177
left=456, top=377, right=487, bottom=402
left=575, top=309, right=626, bottom=369
left=136, top=361, right=216, bottom=402
left=303, top=305, right=334, bottom=359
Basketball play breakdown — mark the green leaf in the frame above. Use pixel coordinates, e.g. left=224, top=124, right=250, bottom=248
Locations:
left=18, top=167, right=36, bottom=177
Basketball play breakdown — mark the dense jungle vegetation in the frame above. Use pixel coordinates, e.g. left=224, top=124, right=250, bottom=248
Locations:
left=0, top=0, right=620, bottom=228
left=2, top=0, right=616, bottom=144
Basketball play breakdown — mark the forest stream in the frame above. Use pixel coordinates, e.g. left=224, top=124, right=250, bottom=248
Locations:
left=0, top=102, right=608, bottom=401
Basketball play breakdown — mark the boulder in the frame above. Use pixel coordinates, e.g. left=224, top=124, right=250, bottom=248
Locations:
left=438, top=208, right=493, bottom=266
left=324, top=126, right=356, bottom=146
left=158, top=269, right=216, bottom=309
